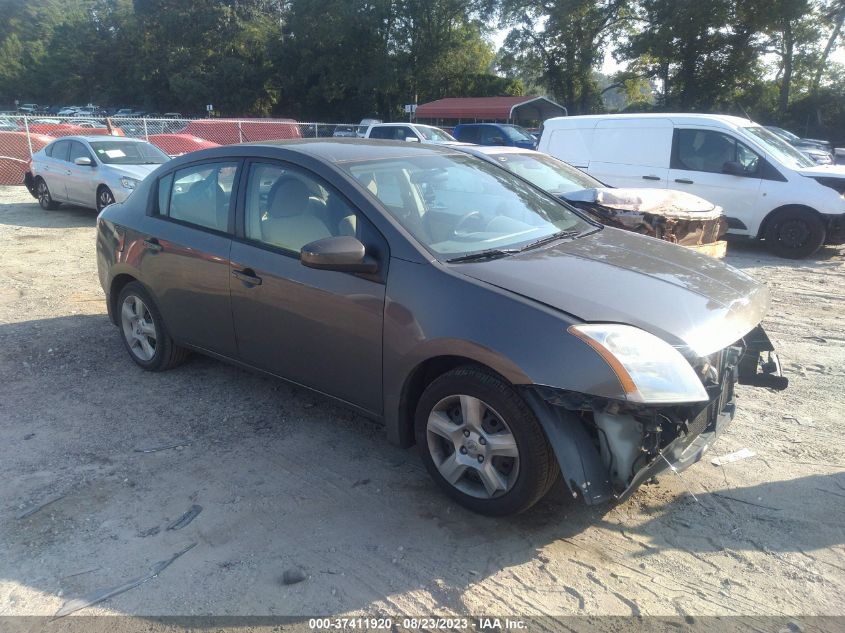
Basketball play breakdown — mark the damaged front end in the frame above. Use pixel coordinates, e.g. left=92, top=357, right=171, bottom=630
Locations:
left=522, top=326, right=787, bottom=505
left=563, top=187, right=728, bottom=255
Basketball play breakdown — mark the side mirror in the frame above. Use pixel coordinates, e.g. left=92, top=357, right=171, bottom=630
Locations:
left=74, top=156, right=93, bottom=166
left=405, top=136, right=420, bottom=143
left=722, top=161, right=745, bottom=176
left=300, top=236, right=378, bottom=273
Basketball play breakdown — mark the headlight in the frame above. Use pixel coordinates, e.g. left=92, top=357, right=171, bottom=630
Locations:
left=120, top=176, right=139, bottom=190
left=569, top=323, right=709, bottom=404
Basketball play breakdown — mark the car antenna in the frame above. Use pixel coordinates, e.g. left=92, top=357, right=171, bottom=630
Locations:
left=736, top=102, right=753, bottom=122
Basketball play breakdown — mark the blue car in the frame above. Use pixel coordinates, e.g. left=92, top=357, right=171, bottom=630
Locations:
left=452, top=123, right=537, bottom=149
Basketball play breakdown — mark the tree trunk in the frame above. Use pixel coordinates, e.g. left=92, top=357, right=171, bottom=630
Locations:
left=811, top=5, right=845, bottom=94
left=779, top=21, right=794, bottom=115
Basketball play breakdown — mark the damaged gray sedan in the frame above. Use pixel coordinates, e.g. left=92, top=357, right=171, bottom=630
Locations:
left=96, top=140, right=787, bottom=516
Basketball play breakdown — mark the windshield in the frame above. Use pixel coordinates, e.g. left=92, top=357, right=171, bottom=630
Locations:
left=501, top=125, right=535, bottom=142
left=743, top=126, right=814, bottom=169
left=487, top=152, right=601, bottom=194
left=767, top=126, right=800, bottom=143
left=89, top=141, right=169, bottom=165
left=343, top=153, right=595, bottom=259
left=416, top=126, right=456, bottom=142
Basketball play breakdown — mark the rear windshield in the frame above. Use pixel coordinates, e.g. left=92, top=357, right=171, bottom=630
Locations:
left=89, top=141, right=169, bottom=165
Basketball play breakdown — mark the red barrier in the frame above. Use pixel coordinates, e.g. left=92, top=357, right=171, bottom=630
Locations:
left=0, top=132, right=53, bottom=186
left=182, top=119, right=302, bottom=144
left=147, top=134, right=220, bottom=156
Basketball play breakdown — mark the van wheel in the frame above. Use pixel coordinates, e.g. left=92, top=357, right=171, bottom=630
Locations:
left=414, top=366, right=558, bottom=516
left=764, top=208, right=826, bottom=259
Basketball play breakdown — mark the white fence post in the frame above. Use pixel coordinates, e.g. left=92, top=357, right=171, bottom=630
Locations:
left=23, top=116, right=34, bottom=157
left=143, top=118, right=149, bottom=141
left=238, top=121, right=244, bottom=143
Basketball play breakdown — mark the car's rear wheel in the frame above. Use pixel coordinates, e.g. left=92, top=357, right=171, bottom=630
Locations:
left=97, top=186, right=115, bottom=212
left=764, top=207, right=826, bottom=259
left=415, top=366, right=558, bottom=516
left=35, top=178, right=60, bottom=210
left=117, top=281, right=188, bottom=371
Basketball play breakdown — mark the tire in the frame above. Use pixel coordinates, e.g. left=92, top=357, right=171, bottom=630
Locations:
left=764, top=207, right=826, bottom=259
left=35, top=177, right=60, bottom=210
left=116, top=281, right=188, bottom=371
left=97, top=186, right=116, bottom=212
left=414, top=366, right=558, bottom=516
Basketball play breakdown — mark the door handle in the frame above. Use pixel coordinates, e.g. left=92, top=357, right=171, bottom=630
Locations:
left=642, top=175, right=661, bottom=181
left=142, top=238, right=163, bottom=252
left=232, top=269, right=262, bottom=286
left=674, top=178, right=694, bottom=184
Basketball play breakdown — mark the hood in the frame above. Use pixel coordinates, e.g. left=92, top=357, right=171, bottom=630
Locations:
left=796, top=164, right=845, bottom=178
left=453, top=227, right=768, bottom=356
left=104, top=163, right=160, bottom=180
left=564, top=187, right=721, bottom=219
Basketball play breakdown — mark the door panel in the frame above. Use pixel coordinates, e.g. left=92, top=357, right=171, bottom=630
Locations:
left=137, top=161, right=239, bottom=356
left=66, top=141, right=97, bottom=206
left=230, top=244, right=385, bottom=412
left=44, top=140, right=71, bottom=200
left=669, top=128, right=763, bottom=233
left=229, top=161, right=385, bottom=413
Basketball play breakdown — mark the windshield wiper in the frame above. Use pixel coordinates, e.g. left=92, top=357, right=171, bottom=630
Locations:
left=518, top=230, right=582, bottom=252
left=446, top=248, right=521, bottom=263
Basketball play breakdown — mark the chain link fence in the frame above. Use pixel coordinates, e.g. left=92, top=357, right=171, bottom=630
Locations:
left=0, top=115, right=364, bottom=185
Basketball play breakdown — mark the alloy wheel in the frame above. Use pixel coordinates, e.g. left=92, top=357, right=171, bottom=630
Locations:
left=120, top=295, right=157, bottom=362
left=426, top=394, right=520, bottom=499
left=98, top=188, right=115, bottom=211
left=37, top=181, right=51, bottom=208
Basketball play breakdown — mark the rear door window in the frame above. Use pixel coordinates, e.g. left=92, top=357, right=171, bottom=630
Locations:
left=368, top=126, right=393, bottom=139
left=51, top=140, right=70, bottom=162
left=162, top=162, right=239, bottom=232
left=456, top=126, right=480, bottom=143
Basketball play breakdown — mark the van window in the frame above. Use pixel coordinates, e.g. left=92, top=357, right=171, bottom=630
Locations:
left=673, top=129, right=760, bottom=175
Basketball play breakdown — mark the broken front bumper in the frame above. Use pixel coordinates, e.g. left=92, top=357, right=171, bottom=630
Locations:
left=524, top=326, right=787, bottom=505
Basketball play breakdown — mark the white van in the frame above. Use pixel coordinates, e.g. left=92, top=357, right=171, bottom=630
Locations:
left=538, top=113, right=845, bottom=258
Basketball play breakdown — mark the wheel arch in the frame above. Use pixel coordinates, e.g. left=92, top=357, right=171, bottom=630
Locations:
left=395, top=355, right=514, bottom=449
left=108, top=273, right=139, bottom=325
left=756, top=203, right=822, bottom=239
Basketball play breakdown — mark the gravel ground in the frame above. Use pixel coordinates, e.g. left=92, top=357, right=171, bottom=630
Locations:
left=0, top=185, right=843, bottom=621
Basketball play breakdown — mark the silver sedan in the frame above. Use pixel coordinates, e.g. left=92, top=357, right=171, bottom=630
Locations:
left=24, top=136, right=170, bottom=212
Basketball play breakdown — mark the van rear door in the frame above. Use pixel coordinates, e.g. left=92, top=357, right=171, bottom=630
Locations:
left=587, top=118, right=672, bottom=187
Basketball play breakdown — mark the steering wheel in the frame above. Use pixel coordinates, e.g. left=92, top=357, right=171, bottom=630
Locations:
left=454, top=210, right=486, bottom=233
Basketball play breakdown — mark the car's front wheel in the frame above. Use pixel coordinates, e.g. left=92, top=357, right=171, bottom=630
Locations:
left=97, top=186, right=115, bottom=212
left=117, top=281, right=188, bottom=371
left=35, top=177, right=60, bottom=210
left=415, top=366, right=558, bottom=516
left=764, top=207, right=826, bottom=259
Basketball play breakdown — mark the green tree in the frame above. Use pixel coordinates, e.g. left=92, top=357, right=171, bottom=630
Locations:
left=498, top=0, right=632, bottom=113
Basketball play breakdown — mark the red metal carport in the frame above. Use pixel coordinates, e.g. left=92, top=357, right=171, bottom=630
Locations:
left=414, top=96, right=566, bottom=125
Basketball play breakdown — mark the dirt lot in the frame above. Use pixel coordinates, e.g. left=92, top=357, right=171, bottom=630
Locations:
left=1, top=184, right=844, bottom=622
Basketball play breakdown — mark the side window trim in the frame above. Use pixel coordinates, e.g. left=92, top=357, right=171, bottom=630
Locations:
left=152, top=158, right=242, bottom=236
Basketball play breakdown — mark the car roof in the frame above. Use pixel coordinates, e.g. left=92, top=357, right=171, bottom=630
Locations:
left=239, top=138, right=467, bottom=163
left=542, top=112, right=755, bottom=129
left=449, top=144, right=536, bottom=156
left=47, top=135, right=148, bottom=143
